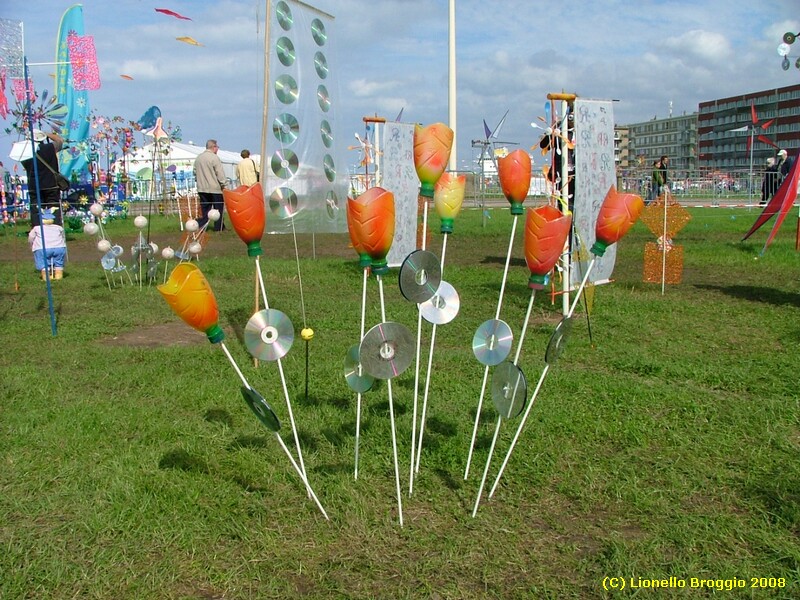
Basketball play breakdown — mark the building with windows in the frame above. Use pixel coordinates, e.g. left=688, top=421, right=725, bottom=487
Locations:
left=697, top=83, right=800, bottom=170
left=613, top=126, right=630, bottom=170
left=625, top=113, right=698, bottom=176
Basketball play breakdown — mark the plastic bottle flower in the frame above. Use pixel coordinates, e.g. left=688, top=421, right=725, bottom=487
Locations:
left=433, top=172, right=466, bottom=234
left=158, top=263, right=225, bottom=343
left=414, top=123, right=454, bottom=198
left=591, top=185, right=645, bottom=256
left=346, top=187, right=395, bottom=275
left=346, top=196, right=372, bottom=268
left=223, top=183, right=265, bottom=257
left=497, top=149, right=531, bottom=215
left=524, top=205, right=573, bottom=288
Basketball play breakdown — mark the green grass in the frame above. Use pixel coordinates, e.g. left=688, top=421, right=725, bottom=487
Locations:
left=0, top=204, right=799, bottom=599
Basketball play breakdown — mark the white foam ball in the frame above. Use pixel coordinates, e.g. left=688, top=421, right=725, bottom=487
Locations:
left=149, top=242, right=159, bottom=254
left=207, top=209, right=221, bottom=222
left=83, top=222, right=99, bottom=236
left=189, top=242, right=203, bottom=255
left=161, top=247, right=175, bottom=260
left=97, top=239, right=112, bottom=252
left=134, top=215, right=148, bottom=229
left=185, top=219, right=199, bottom=232
left=90, top=203, right=103, bottom=216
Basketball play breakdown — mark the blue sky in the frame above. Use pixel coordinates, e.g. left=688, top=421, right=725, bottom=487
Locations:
left=2, top=0, right=799, bottom=173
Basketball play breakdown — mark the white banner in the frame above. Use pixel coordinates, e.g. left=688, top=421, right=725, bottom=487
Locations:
left=382, top=122, right=419, bottom=267
left=572, top=99, right=617, bottom=286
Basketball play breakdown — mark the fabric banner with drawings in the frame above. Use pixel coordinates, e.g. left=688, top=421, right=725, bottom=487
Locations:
left=264, top=0, right=347, bottom=234
left=382, top=121, right=418, bottom=267
left=571, top=98, right=616, bottom=287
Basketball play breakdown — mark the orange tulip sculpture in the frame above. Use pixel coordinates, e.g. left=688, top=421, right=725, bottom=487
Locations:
left=414, top=123, right=454, bottom=199
left=591, top=185, right=645, bottom=257
left=346, top=187, right=395, bottom=276
left=158, top=262, right=225, bottom=344
left=433, top=172, right=466, bottom=234
left=498, top=149, right=532, bottom=215
left=524, top=205, right=573, bottom=289
left=223, top=183, right=265, bottom=257
left=346, top=195, right=374, bottom=269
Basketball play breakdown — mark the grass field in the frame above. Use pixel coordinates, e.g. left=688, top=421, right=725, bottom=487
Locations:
left=1, top=203, right=799, bottom=599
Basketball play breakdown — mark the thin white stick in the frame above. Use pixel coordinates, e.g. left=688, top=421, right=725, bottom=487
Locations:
left=413, top=232, right=449, bottom=476
left=513, top=291, right=536, bottom=366
left=409, top=199, right=429, bottom=494
left=378, top=275, right=403, bottom=527
left=488, top=363, right=550, bottom=499
left=463, top=366, right=489, bottom=480
left=256, top=256, right=270, bottom=310
left=568, top=258, right=596, bottom=318
left=464, top=214, right=519, bottom=479
left=661, top=189, right=668, bottom=295
left=354, top=266, right=368, bottom=480
left=273, top=432, right=329, bottom=520
left=219, top=341, right=250, bottom=387
left=289, top=214, right=308, bottom=327
left=277, top=357, right=307, bottom=479
left=472, top=416, right=502, bottom=517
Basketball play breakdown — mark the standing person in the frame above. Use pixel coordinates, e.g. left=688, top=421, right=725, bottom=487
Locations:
left=28, top=209, right=67, bottom=280
left=760, top=157, right=778, bottom=206
left=236, top=149, right=259, bottom=187
left=194, top=139, right=227, bottom=231
left=776, top=149, right=793, bottom=185
left=650, top=155, right=669, bottom=203
left=21, top=129, right=64, bottom=228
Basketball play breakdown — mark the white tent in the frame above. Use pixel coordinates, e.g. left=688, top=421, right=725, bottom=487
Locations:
left=118, top=142, right=258, bottom=185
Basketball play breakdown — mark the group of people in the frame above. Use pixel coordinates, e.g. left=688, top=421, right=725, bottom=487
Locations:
left=193, top=140, right=260, bottom=231
left=760, top=149, right=793, bottom=206
left=17, top=132, right=262, bottom=280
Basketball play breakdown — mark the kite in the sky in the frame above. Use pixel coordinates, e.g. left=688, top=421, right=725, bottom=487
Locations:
left=120, top=74, right=133, bottom=80
left=155, top=8, right=191, bottom=20
left=137, top=105, right=161, bottom=130
left=176, top=36, right=203, bottom=46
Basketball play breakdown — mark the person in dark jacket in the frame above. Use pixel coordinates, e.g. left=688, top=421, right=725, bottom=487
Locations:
left=21, top=129, right=64, bottom=228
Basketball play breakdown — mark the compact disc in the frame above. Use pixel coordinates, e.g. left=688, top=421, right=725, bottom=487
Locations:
left=271, top=149, right=298, bottom=179
left=472, top=319, right=513, bottom=366
left=275, top=74, right=298, bottom=104
left=241, top=386, right=281, bottom=432
left=244, top=309, right=294, bottom=362
left=325, top=191, right=339, bottom=219
left=545, top=316, right=573, bottom=365
left=491, top=361, right=527, bottom=420
left=317, top=85, right=331, bottom=112
left=320, top=120, right=333, bottom=148
left=398, top=250, right=441, bottom=303
left=311, top=18, right=326, bottom=46
left=314, top=51, right=329, bottom=79
left=343, top=344, right=375, bottom=393
left=359, top=321, right=414, bottom=380
left=276, top=1, right=292, bottom=30
left=276, top=37, right=295, bottom=66
left=784, top=32, right=796, bottom=44
left=273, top=113, right=299, bottom=145
left=323, top=154, right=336, bottom=182
left=420, top=281, right=459, bottom=325
left=269, top=186, right=298, bottom=218
left=100, top=251, right=116, bottom=271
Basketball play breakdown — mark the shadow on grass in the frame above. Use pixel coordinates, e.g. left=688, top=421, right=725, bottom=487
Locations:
left=694, top=284, right=800, bottom=308
left=158, top=448, right=210, bottom=474
left=204, top=408, right=234, bottom=426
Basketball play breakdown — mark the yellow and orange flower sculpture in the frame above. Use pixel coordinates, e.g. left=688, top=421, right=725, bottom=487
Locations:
left=414, top=123, right=454, bottom=198
left=433, top=172, right=466, bottom=234
left=497, top=149, right=531, bottom=215
left=223, top=183, right=265, bottom=257
left=524, top=205, right=572, bottom=289
left=591, top=185, right=645, bottom=256
left=158, top=263, right=225, bottom=343
left=346, top=187, right=395, bottom=275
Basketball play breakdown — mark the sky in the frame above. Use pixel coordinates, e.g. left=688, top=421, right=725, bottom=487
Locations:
left=2, top=0, right=799, bottom=174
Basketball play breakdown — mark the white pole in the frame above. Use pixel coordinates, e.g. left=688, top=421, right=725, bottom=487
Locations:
left=448, top=0, right=457, bottom=172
